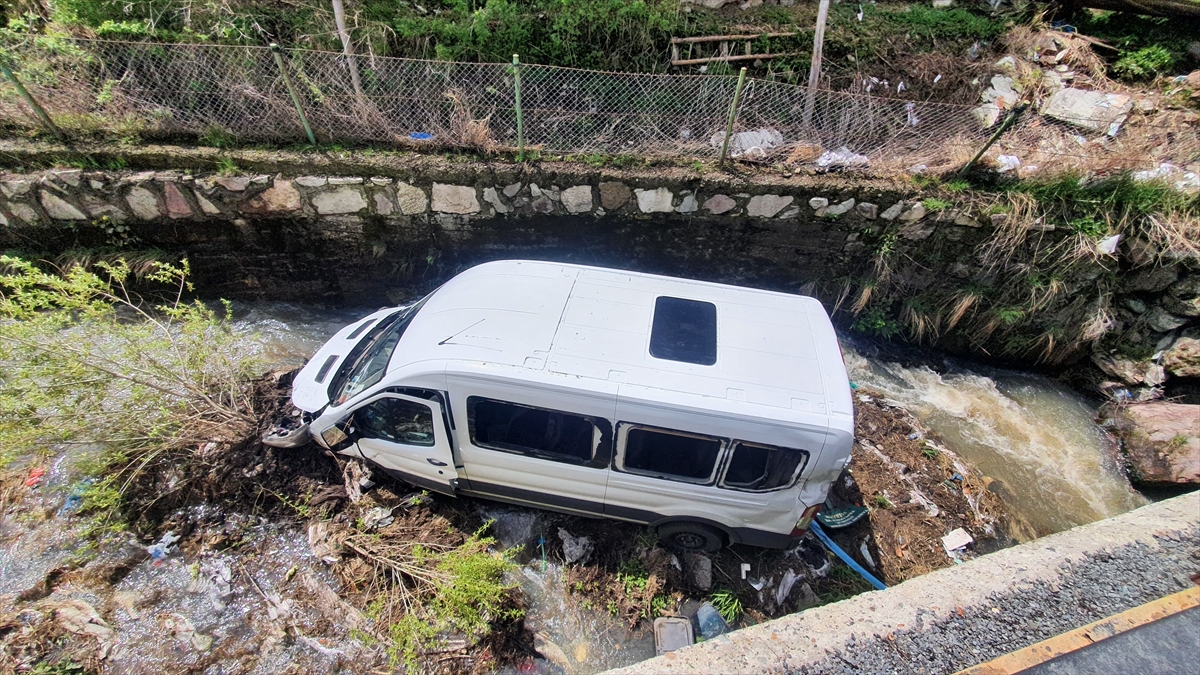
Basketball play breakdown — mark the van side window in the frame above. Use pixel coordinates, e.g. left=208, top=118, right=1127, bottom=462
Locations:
left=620, top=426, right=721, bottom=483
left=468, top=397, right=602, bottom=465
left=721, top=442, right=808, bottom=491
left=354, top=398, right=435, bottom=446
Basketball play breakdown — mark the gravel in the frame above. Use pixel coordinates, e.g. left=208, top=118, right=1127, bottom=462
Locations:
left=792, top=528, right=1200, bottom=675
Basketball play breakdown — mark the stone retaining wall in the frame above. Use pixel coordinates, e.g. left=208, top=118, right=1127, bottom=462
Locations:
left=0, top=167, right=942, bottom=232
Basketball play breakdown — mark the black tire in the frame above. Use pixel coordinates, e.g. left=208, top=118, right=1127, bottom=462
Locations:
left=657, top=522, right=726, bottom=553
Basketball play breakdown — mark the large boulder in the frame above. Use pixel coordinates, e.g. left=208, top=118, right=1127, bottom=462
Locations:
left=1164, top=336, right=1200, bottom=378
left=1107, top=402, right=1200, bottom=486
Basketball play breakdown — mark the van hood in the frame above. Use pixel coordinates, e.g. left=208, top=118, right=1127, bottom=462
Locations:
left=292, top=306, right=400, bottom=413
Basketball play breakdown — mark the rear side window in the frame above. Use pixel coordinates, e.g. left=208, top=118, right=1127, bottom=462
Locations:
left=468, top=397, right=604, bottom=465
left=621, top=426, right=721, bottom=483
left=721, top=442, right=809, bottom=492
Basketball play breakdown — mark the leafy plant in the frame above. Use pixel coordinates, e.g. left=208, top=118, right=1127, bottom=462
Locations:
left=922, top=444, right=940, bottom=460
left=871, top=494, right=893, bottom=510
left=852, top=307, right=901, bottom=340
left=922, top=197, right=951, bottom=212
left=1112, top=45, right=1175, bottom=80
left=0, top=256, right=262, bottom=518
left=709, top=588, right=743, bottom=623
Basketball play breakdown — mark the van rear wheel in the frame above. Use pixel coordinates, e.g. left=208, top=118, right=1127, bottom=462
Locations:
left=657, top=522, right=725, bottom=553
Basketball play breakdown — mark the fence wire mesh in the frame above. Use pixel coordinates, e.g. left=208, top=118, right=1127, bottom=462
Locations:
left=0, top=37, right=1195, bottom=176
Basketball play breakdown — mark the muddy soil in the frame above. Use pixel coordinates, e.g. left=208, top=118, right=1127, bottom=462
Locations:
left=1, top=376, right=1013, bottom=674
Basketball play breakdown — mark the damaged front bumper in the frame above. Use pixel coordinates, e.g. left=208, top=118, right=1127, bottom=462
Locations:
left=262, top=417, right=312, bottom=449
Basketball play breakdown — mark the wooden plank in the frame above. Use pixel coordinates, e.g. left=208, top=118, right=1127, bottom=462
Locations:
left=671, top=52, right=803, bottom=67
left=956, top=586, right=1200, bottom=675
left=670, top=32, right=798, bottom=44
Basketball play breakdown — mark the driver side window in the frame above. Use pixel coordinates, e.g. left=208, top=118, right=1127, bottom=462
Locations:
left=354, top=398, right=435, bottom=446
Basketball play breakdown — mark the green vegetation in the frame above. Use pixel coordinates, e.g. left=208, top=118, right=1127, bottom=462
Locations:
left=1071, top=11, right=1198, bottom=81
left=709, top=588, right=743, bottom=623
left=4, top=0, right=1014, bottom=81
left=922, top=444, right=940, bottom=460
left=0, top=256, right=261, bottom=518
left=852, top=306, right=902, bottom=340
left=871, top=494, right=893, bottom=510
left=922, top=197, right=952, bottom=212
left=386, top=531, right=520, bottom=670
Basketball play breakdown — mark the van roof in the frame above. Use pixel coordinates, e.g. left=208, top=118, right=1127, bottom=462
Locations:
left=394, top=260, right=851, bottom=419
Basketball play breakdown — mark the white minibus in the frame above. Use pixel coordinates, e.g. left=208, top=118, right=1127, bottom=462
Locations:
left=270, top=260, right=854, bottom=552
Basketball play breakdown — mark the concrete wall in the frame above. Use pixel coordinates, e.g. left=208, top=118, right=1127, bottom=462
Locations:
left=609, top=492, right=1200, bottom=675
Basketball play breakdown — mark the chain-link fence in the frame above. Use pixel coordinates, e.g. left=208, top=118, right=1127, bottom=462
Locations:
left=0, top=37, right=1195, bottom=177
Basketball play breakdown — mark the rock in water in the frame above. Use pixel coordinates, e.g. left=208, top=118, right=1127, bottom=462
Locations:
left=1107, top=402, right=1200, bottom=485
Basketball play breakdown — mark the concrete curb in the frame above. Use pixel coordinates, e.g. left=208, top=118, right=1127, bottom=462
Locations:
left=607, top=492, right=1200, bottom=674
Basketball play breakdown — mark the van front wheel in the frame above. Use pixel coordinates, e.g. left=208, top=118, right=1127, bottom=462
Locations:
left=657, top=522, right=725, bottom=553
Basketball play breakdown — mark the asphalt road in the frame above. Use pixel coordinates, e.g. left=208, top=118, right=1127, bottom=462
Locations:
left=1017, top=606, right=1200, bottom=675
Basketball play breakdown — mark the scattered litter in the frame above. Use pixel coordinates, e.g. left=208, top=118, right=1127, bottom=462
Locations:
left=160, top=613, right=213, bottom=652
left=147, top=531, right=181, bottom=561
left=897, top=81, right=906, bottom=93
left=934, top=74, right=942, bottom=84
left=1096, top=234, right=1122, bottom=256
left=816, top=146, right=869, bottom=168
left=57, top=478, right=93, bottom=516
left=24, top=466, right=46, bottom=487
left=708, top=128, right=784, bottom=159
left=50, top=599, right=115, bottom=658
left=307, top=520, right=342, bottom=565
left=695, top=602, right=730, bottom=640
left=858, top=541, right=876, bottom=570
left=408, top=132, right=434, bottom=141
left=747, top=576, right=766, bottom=591
left=342, top=460, right=373, bottom=503
left=905, top=102, right=920, bottom=126
left=996, top=155, right=1021, bottom=173
left=941, top=528, right=974, bottom=556
left=816, top=505, right=869, bottom=528
left=654, top=616, right=694, bottom=655
left=299, top=635, right=345, bottom=657
left=361, top=506, right=396, bottom=531
left=1132, top=163, right=1200, bottom=192
left=1041, top=88, right=1133, bottom=137
left=775, top=568, right=801, bottom=605
left=856, top=4, right=863, bottom=21
left=740, top=562, right=751, bottom=579
left=908, top=489, right=941, bottom=518
left=557, top=528, right=593, bottom=564
left=201, top=561, right=233, bottom=611
left=907, top=432, right=922, bottom=440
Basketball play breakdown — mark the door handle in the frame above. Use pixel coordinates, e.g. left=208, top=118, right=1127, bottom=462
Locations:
left=426, top=458, right=448, bottom=466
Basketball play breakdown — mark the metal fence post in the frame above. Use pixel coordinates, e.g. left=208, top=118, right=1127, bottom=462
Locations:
left=270, top=43, right=317, bottom=146
left=959, top=103, right=1028, bottom=176
left=512, top=54, right=524, bottom=161
left=0, top=56, right=66, bottom=142
left=719, top=67, right=748, bottom=168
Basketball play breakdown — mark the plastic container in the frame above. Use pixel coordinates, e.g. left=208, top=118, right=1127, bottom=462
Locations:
left=695, top=602, right=730, bottom=641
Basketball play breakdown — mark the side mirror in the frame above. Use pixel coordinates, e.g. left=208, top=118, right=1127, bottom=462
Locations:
left=319, top=416, right=358, bottom=448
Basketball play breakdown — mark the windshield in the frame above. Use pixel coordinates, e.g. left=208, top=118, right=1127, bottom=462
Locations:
left=327, top=297, right=428, bottom=406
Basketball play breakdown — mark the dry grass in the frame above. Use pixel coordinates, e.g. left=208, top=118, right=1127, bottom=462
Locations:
left=446, top=90, right=496, bottom=154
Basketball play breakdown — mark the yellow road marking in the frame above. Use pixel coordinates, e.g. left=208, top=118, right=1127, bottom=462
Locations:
left=955, top=586, right=1200, bottom=675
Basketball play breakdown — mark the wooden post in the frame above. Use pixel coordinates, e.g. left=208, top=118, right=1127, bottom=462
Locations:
left=959, top=104, right=1029, bottom=176
left=803, top=0, right=831, bottom=128
left=719, top=67, right=748, bottom=169
left=0, top=58, right=66, bottom=142
left=331, top=0, right=365, bottom=101
left=513, top=54, right=524, bottom=162
left=271, top=44, right=317, bottom=146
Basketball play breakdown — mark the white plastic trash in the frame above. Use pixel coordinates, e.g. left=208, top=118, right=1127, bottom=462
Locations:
left=654, top=617, right=694, bottom=655
left=941, top=528, right=974, bottom=556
